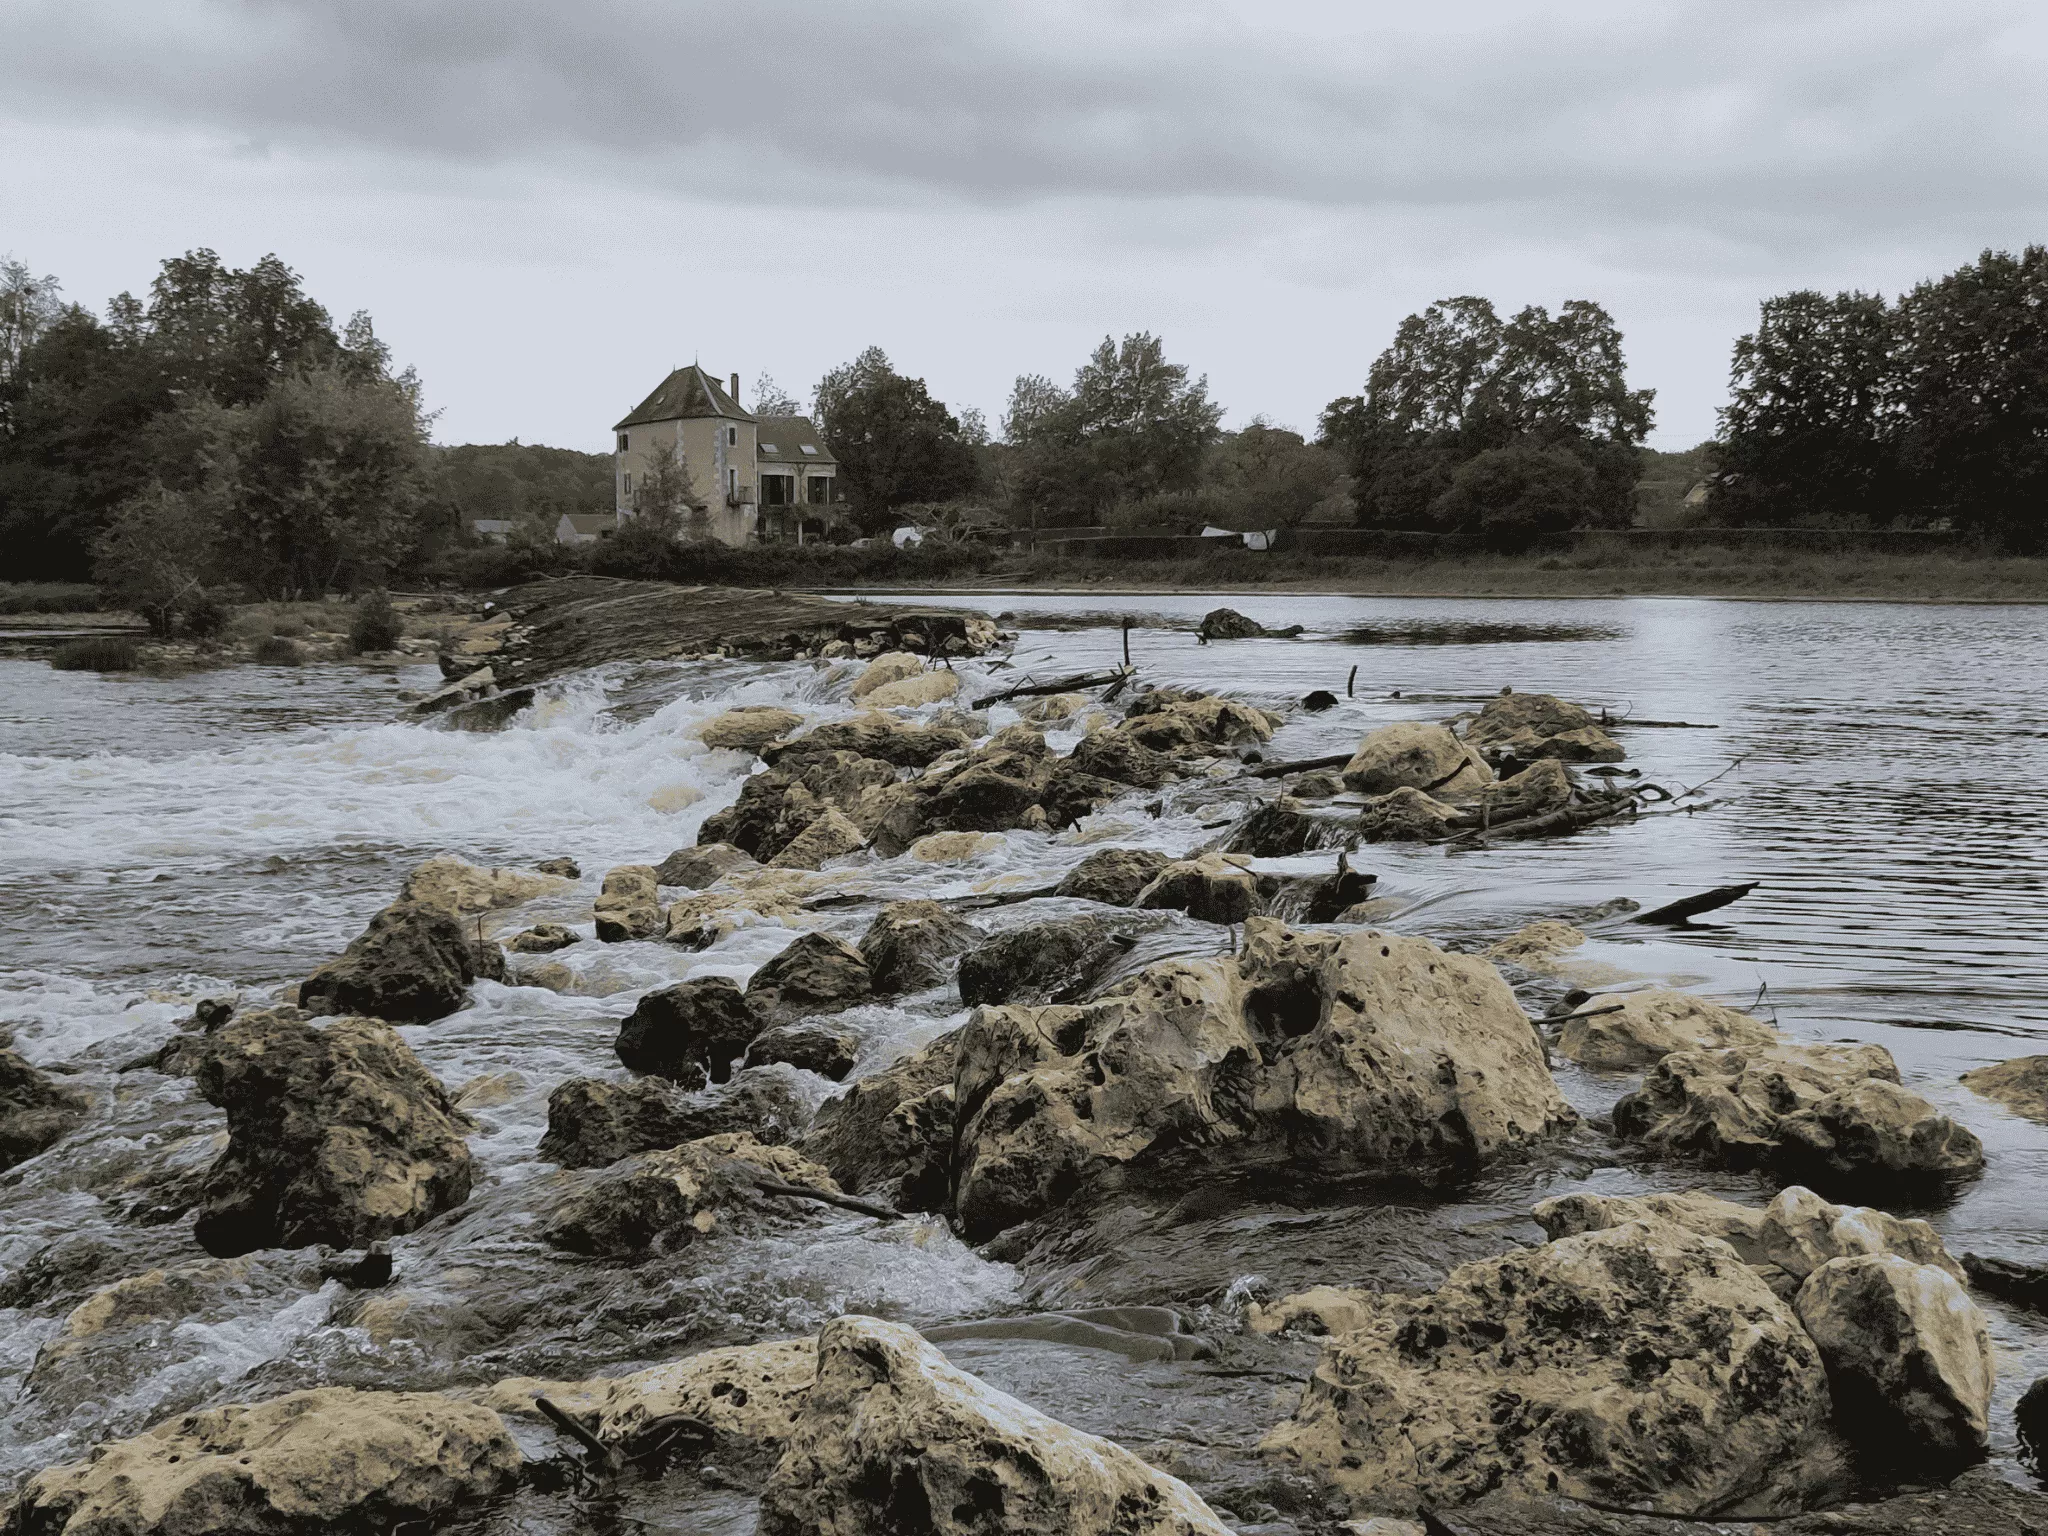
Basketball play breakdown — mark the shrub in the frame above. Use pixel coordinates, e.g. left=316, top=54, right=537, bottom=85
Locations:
left=348, top=590, right=402, bottom=654
left=182, top=590, right=229, bottom=639
left=50, top=636, right=139, bottom=672
left=0, top=583, right=101, bottom=615
left=253, top=635, right=303, bottom=666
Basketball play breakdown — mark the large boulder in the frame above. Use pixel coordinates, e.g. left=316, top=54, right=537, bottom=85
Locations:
left=697, top=704, right=805, bottom=753
left=191, top=1011, right=473, bottom=1256
left=1462, top=690, right=1624, bottom=762
left=300, top=900, right=474, bottom=1023
left=593, top=864, right=665, bottom=942
left=5, top=1387, right=520, bottom=1536
left=616, top=976, right=762, bottom=1085
left=539, top=1069, right=810, bottom=1168
left=746, top=932, right=873, bottom=1020
left=1613, top=1040, right=1984, bottom=1189
left=919, top=747, right=1053, bottom=834
left=952, top=920, right=1575, bottom=1239
left=1557, top=988, right=1780, bottom=1068
left=1262, top=1220, right=1850, bottom=1517
left=956, top=915, right=1137, bottom=1007
left=700, top=751, right=899, bottom=862
left=848, top=650, right=923, bottom=699
left=507, top=922, right=579, bottom=954
left=0, top=1048, right=89, bottom=1173
left=1054, top=846, right=1172, bottom=906
left=744, top=1022, right=860, bottom=1081
left=1795, top=1253, right=1994, bottom=1474
left=654, top=841, right=755, bottom=889
left=1134, top=853, right=1269, bottom=924
left=1535, top=1184, right=1966, bottom=1301
left=1469, top=757, right=1574, bottom=823
left=1222, top=798, right=1352, bottom=857
left=865, top=669, right=962, bottom=709
left=801, top=1031, right=960, bottom=1211
left=485, top=1336, right=817, bottom=1465
left=759, top=1315, right=1232, bottom=1536
left=1124, top=690, right=1280, bottom=748
left=1960, top=1053, right=2048, bottom=1123
left=1342, top=721, right=1493, bottom=797
left=858, top=900, right=980, bottom=994
left=543, top=1132, right=839, bottom=1258
left=398, top=856, right=565, bottom=916
left=1067, top=729, right=1182, bottom=789
left=1355, top=786, right=1464, bottom=842
left=1036, top=763, right=1137, bottom=829
left=763, top=714, right=971, bottom=769
left=766, top=807, right=867, bottom=870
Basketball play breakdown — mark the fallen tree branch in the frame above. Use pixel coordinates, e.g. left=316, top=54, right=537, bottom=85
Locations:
left=972, top=667, right=1131, bottom=709
left=535, top=1396, right=622, bottom=1475
left=1247, top=751, right=1352, bottom=780
left=1444, top=793, right=1638, bottom=846
left=748, top=1175, right=905, bottom=1222
left=1531, top=1001, right=1627, bottom=1028
left=1632, top=881, right=1759, bottom=925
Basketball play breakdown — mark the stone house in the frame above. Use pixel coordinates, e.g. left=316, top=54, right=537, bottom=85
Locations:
left=612, top=365, right=841, bottom=546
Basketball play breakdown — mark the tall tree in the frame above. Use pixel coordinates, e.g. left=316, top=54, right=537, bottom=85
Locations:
left=813, top=347, right=979, bottom=532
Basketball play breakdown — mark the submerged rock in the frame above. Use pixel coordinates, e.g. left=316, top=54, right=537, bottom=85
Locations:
left=1557, top=988, right=1779, bottom=1068
left=1960, top=1052, right=2048, bottom=1123
left=654, top=841, right=756, bottom=889
left=1262, top=1219, right=1850, bottom=1517
left=1223, top=797, right=1353, bottom=857
left=759, top=1315, right=1233, bottom=1536
left=956, top=915, right=1137, bottom=1007
left=746, top=931, right=874, bottom=1020
left=1054, top=846, right=1172, bottom=906
left=1355, top=785, right=1464, bottom=842
left=763, top=713, right=972, bottom=769
left=0, top=1048, right=89, bottom=1173
left=1342, top=721, right=1492, bottom=797
left=1462, top=690, right=1624, bottom=762
left=616, top=975, right=762, bottom=1085
left=539, top=1069, right=810, bottom=1168
left=1135, top=852, right=1270, bottom=924
left=593, top=864, right=666, bottom=942
left=1613, top=1039, right=1984, bottom=1189
left=952, top=919, right=1575, bottom=1239
left=543, top=1132, right=839, bottom=1258
left=858, top=900, right=980, bottom=995
left=398, top=855, right=565, bottom=916
left=696, top=704, right=805, bottom=753
left=1795, top=1252, right=1993, bottom=1475
left=744, top=1021, right=860, bottom=1081
left=8, top=1387, right=520, bottom=1535
left=300, top=899, right=475, bottom=1024
left=191, top=1011, right=473, bottom=1257
left=507, top=922, right=579, bottom=954
left=802, top=1031, right=960, bottom=1211
left=1197, top=606, right=1301, bottom=641
left=1067, top=728, right=1183, bottom=789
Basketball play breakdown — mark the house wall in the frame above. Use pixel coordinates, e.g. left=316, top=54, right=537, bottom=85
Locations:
left=616, top=416, right=759, bottom=547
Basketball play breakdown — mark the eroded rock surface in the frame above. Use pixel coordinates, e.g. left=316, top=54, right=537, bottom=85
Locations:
left=746, top=931, right=873, bottom=1019
left=539, top=1069, right=809, bottom=1168
left=956, top=915, right=1136, bottom=1007
left=192, top=1011, right=473, bottom=1256
left=593, top=864, right=665, bottom=942
left=1054, top=846, right=1173, bottom=906
left=398, top=856, right=564, bottom=917
left=300, top=900, right=475, bottom=1023
left=744, top=1022, right=859, bottom=1081
left=759, top=1315, right=1232, bottom=1536
left=0, top=1049, right=89, bottom=1173
left=1462, top=691, right=1625, bottom=762
left=801, top=1031, right=959, bottom=1210
left=654, top=841, right=755, bottom=889
left=1558, top=988, right=1779, bottom=1068
left=859, top=900, right=980, bottom=994
left=543, top=1132, right=839, bottom=1258
left=1343, top=721, right=1492, bottom=797
left=697, top=704, right=804, bottom=753
left=1961, top=1052, right=2048, bottom=1123
left=615, top=975, right=761, bottom=1085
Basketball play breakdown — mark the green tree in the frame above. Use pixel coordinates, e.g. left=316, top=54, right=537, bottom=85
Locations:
left=0, top=256, right=65, bottom=384
left=630, top=442, right=704, bottom=537
left=91, top=481, right=221, bottom=635
left=1429, top=441, right=1596, bottom=548
left=813, top=347, right=979, bottom=532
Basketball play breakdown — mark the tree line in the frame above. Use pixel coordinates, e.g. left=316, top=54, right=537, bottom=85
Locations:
left=4, top=242, right=2044, bottom=617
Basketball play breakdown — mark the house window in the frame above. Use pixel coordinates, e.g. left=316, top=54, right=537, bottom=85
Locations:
left=727, top=467, right=737, bottom=497
left=622, top=472, right=633, bottom=497
left=763, top=475, right=795, bottom=506
left=728, top=426, right=738, bottom=446
left=619, top=433, right=629, bottom=451
left=807, top=475, right=832, bottom=505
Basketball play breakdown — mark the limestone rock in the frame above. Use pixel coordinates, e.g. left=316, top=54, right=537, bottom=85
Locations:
left=0, top=1048, right=89, bottom=1173
left=1263, top=1220, right=1850, bottom=1517
left=763, top=714, right=971, bottom=769
left=539, top=1069, right=810, bottom=1168
left=398, top=855, right=564, bottom=916
left=956, top=915, right=1137, bottom=1007
left=701, top=750, right=899, bottom=861
left=864, top=668, right=962, bottom=708
left=1135, top=853, right=1268, bottom=924
left=907, top=830, right=1003, bottom=862
left=535, top=856, right=580, bottom=878
left=543, top=1132, right=838, bottom=1258
left=6, top=1387, right=519, bottom=1536
left=1018, top=691, right=1088, bottom=725
left=746, top=931, right=873, bottom=1019
left=1342, top=721, right=1493, bottom=797
left=1534, top=1184, right=1966, bottom=1300
left=1795, top=1253, right=1993, bottom=1473
left=507, top=922, right=579, bottom=954
left=1125, top=690, right=1281, bottom=748
left=654, top=841, right=755, bottom=888
left=1960, top=1053, right=2048, bottom=1123
left=1054, top=846, right=1172, bottom=906
left=1470, top=757, right=1574, bottom=822
left=859, top=900, right=980, bottom=994
left=1068, top=728, right=1182, bottom=789
left=1355, top=786, right=1464, bottom=842
left=1246, top=1285, right=1374, bottom=1337
left=191, top=1011, right=473, bottom=1257
left=300, top=899, right=475, bottom=1023
left=1462, top=691, right=1624, bottom=762
left=744, top=1022, right=860, bottom=1081
left=801, top=1031, right=960, bottom=1210
left=952, top=920, right=1575, bottom=1239
left=766, top=806, right=867, bottom=869
left=697, top=704, right=804, bottom=753
left=1223, top=798, right=1352, bottom=857
left=1613, top=1040, right=1983, bottom=1188
left=848, top=650, right=923, bottom=699
left=593, top=864, right=665, bottom=942
left=663, top=869, right=822, bottom=949
left=1196, top=606, right=1271, bottom=640
left=616, top=975, right=762, bottom=1085
left=1558, top=988, right=1779, bottom=1068
left=920, top=746, right=1052, bottom=833
left=759, top=1315, right=1232, bottom=1536
left=1483, top=921, right=1585, bottom=966
left=485, top=1336, right=817, bottom=1462
left=1036, top=763, right=1138, bottom=829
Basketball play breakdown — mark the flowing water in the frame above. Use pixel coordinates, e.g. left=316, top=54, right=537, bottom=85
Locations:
left=2, top=592, right=2045, bottom=1527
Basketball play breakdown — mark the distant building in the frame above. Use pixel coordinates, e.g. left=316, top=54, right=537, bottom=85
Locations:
left=555, top=512, right=617, bottom=545
left=468, top=518, right=515, bottom=544
left=612, top=366, right=843, bottom=547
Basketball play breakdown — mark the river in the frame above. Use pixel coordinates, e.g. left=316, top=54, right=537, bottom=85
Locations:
left=2, top=592, right=2044, bottom=1527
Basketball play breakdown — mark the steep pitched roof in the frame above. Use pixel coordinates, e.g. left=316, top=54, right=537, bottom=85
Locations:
left=754, top=414, right=838, bottom=468
left=614, top=364, right=754, bottom=430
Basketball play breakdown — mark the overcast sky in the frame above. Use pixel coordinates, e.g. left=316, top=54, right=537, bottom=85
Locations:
left=5, top=0, right=2046, bottom=451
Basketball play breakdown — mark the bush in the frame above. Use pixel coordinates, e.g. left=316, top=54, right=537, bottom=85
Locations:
left=582, top=532, right=995, bottom=587
left=420, top=540, right=568, bottom=590
left=253, top=635, right=303, bottom=666
left=50, top=636, right=139, bottom=671
left=0, top=583, right=101, bottom=615
left=348, top=590, right=402, bottom=654
left=182, top=590, right=229, bottom=639
left=1429, top=442, right=1598, bottom=551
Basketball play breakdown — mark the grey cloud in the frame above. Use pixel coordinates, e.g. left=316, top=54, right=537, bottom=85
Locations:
left=7, top=0, right=2047, bottom=261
